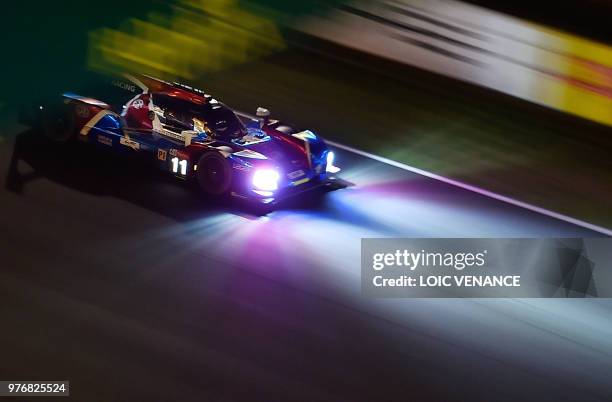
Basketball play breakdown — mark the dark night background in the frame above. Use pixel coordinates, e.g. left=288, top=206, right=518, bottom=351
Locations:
left=1, top=2, right=612, bottom=401
left=1, top=0, right=610, bottom=108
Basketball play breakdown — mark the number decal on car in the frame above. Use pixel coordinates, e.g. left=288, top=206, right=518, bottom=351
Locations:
left=171, top=157, right=188, bottom=176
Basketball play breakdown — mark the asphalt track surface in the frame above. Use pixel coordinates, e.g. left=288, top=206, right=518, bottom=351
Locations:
left=1, top=118, right=612, bottom=402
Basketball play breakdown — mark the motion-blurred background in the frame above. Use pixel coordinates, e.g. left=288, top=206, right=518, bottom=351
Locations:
left=1, top=0, right=611, bottom=227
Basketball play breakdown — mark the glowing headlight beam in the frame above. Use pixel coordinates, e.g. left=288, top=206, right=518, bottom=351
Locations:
left=253, top=169, right=280, bottom=191
left=326, top=151, right=340, bottom=173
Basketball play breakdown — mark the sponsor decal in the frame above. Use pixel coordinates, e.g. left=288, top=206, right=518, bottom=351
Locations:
left=159, top=127, right=188, bottom=142
left=233, top=164, right=249, bottom=171
left=157, top=149, right=167, bottom=161
left=112, top=80, right=137, bottom=93
left=75, top=104, right=90, bottom=119
left=293, top=177, right=310, bottom=186
left=287, top=169, right=305, bottom=179
left=169, top=149, right=178, bottom=157
left=132, top=99, right=145, bottom=109
left=120, top=136, right=140, bottom=150
left=97, top=135, right=113, bottom=146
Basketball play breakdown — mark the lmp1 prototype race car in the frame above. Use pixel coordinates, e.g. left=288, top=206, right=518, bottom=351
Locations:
left=21, top=74, right=340, bottom=204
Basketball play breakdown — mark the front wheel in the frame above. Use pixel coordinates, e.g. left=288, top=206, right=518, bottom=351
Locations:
left=196, top=152, right=233, bottom=195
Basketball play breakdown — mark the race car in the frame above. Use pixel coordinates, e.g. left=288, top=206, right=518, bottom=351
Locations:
left=22, top=74, right=340, bottom=204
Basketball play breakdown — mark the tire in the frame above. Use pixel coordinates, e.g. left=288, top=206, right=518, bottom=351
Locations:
left=41, top=104, right=75, bottom=142
left=196, top=152, right=232, bottom=195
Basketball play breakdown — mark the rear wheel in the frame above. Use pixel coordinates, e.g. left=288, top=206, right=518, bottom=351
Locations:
left=41, top=104, right=75, bottom=142
left=196, top=152, right=232, bottom=195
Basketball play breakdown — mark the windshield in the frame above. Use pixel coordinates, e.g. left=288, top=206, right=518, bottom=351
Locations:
left=153, top=93, right=246, bottom=139
left=205, top=104, right=246, bottom=139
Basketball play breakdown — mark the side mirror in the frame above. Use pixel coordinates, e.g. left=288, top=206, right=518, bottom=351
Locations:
left=256, top=107, right=270, bottom=129
left=181, top=130, right=195, bottom=146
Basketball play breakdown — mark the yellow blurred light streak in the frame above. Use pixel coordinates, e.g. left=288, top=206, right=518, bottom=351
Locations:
left=88, top=0, right=285, bottom=80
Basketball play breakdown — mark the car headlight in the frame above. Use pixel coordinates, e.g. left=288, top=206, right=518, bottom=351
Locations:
left=326, top=151, right=340, bottom=173
left=252, top=169, right=280, bottom=191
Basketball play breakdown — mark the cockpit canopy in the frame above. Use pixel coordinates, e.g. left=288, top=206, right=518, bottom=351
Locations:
left=152, top=92, right=246, bottom=140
